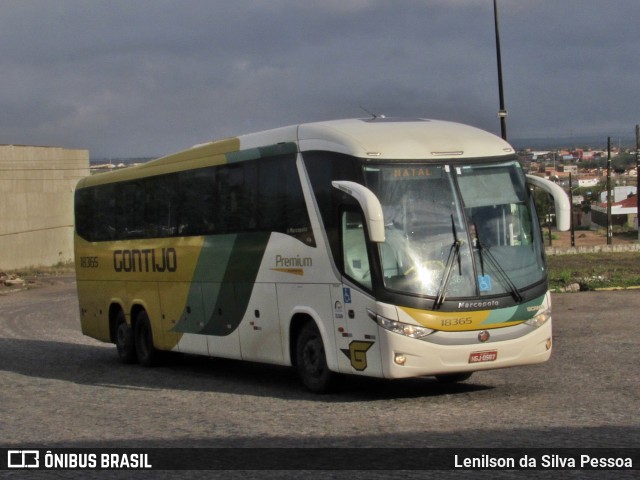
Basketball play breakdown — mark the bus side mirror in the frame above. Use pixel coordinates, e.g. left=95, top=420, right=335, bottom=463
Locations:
left=332, top=181, right=385, bottom=242
left=526, top=174, right=571, bottom=232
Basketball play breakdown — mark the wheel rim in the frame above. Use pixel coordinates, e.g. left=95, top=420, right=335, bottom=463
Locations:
left=139, top=323, right=149, bottom=357
left=116, top=323, right=127, bottom=348
left=135, top=319, right=151, bottom=360
left=302, top=335, right=324, bottom=378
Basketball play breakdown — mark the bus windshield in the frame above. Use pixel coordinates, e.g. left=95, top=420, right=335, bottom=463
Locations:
left=364, top=160, right=545, bottom=301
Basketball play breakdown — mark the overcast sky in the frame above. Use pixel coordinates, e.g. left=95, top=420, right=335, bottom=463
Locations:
left=1, top=0, right=638, bottom=158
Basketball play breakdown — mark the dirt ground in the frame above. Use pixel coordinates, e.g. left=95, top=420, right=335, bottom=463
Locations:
left=0, top=266, right=75, bottom=295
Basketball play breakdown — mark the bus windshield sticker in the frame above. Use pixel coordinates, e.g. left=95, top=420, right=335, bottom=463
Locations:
left=343, top=287, right=352, bottom=304
left=478, top=274, right=492, bottom=292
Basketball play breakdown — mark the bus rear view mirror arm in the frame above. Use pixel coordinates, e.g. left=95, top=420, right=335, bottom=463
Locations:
left=526, top=175, right=571, bottom=232
left=332, top=181, right=385, bottom=242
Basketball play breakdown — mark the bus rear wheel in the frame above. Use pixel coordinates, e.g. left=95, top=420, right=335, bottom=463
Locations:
left=115, top=311, right=136, bottom=364
left=134, top=310, right=159, bottom=367
left=295, top=322, right=338, bottom=394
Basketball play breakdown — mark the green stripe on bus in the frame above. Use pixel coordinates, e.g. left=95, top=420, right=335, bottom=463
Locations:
left=225, top=142, right=297, bottom=164
left=201, top=232, right=271, bottom=336
left=173, top=232, right=271, bottom=336
left=481, top=295, right=545, bottom=325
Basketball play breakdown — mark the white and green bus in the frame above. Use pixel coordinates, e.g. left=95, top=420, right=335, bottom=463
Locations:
left=74, top=118, right=569, bottom=392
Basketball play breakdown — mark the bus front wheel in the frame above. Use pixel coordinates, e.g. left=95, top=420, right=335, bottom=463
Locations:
left=115, top=311, right=136, bottom=364
left=134, top=311, right=159, bottom=367
left=295, top=322, right=338, bottom=394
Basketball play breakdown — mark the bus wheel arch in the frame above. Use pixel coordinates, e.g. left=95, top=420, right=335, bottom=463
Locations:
left=289, top=313, right=311, bottom=368
left=290, top=315, right=340, bottom=393
left=132, top=307, right=160, bottom=367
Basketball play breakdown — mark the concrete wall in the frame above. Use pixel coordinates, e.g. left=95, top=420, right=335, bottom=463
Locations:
left=0, top=145, right=90, bottom=270
left=546, top=243, right=640, bottom=255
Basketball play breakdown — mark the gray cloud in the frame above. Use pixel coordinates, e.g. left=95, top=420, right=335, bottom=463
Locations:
left=0, top=0, right=638, bottom=157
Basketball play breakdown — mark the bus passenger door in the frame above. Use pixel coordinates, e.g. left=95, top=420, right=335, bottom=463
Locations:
left=333, top=210, right=383, bottom=377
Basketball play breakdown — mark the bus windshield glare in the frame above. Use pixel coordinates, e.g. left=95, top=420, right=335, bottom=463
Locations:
left=364, top=160, right=545, bottom=301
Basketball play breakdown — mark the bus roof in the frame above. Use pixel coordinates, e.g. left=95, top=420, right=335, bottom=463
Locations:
left=293, top=118, right=514, bottom=159
left=78, top=118, right=515, bottom=188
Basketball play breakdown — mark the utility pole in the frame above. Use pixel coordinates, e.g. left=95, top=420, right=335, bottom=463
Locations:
left=606, top=137, right=613, bottom=245
left=569, top=173, right=575, bottom=247
left=493, top=0, right=507, bottom=140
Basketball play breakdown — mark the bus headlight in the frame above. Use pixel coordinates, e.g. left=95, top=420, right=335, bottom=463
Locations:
left=369, top=310, right=434, bottom=339
left=524, top=308, right=551, bottom=328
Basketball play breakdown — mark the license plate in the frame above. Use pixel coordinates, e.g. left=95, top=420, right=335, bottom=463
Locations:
left=469, top=350, right=498, bottom=363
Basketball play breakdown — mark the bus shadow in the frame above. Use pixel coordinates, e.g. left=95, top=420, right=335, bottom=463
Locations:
left=167, top=352, right=494, bottom=400
left=0, top=337, right=492, bottom=401
left=7, top=423, right=638, bottom=450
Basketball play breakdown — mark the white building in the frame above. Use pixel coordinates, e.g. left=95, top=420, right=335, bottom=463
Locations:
left=578, top=177, right=599, bottom=188
left=600, top=186, right=637, bottom=203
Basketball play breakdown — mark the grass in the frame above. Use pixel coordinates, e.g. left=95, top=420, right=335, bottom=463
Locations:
left=546, top=252, right=640, bottom=291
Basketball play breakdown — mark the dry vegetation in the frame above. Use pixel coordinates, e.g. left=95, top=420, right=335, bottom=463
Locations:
left=546, top=229, right=640, bottom=291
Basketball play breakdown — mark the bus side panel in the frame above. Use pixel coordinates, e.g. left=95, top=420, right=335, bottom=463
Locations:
left=238, top=282, right=283, bottom=364
left=77, top=280, right=111, bottom=342
left=170, top=280, right=243, bottom=358
left=331, top=286, right=383, bottom=377
left=159, top=281, right=203, bottom=354
left=203, top=281, right=242, bottom=360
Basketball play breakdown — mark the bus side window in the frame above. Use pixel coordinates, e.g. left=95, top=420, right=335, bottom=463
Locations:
left=116, top=183, right=144, bottom=239
left=341, top=210, right=372, bottom=290
left=179, top=167, right=217, bottom=235
left=144, top=175, right=179, bottom=237
left=216, top=163, right=257, bottom=233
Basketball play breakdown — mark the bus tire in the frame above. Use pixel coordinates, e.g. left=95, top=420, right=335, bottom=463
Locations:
left=115, top=311, right=136, bottom=364
left=134, top=310, right=159, bottom=367
left=435, top=372, right=473, bottom=383
left=295, top=321, right=338, bottom=394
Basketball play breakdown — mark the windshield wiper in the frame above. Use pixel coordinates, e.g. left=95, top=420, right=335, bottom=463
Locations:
left=433, top=215, right=462, bottom=310
left=473, top=222, right=523, bottom=302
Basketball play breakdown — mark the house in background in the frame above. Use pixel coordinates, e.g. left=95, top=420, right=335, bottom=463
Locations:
left=591, top=194, right=639, bottom=231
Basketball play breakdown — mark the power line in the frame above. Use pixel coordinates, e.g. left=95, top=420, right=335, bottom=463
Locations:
left=0, top=167, right=90, bottom=172
left=0, top=225, right=74, bottom=238
left=0, top=177, right=87, bottom=181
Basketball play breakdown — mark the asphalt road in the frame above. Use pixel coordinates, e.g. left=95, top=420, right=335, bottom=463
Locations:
left=0, top=277, right=638, bottom=479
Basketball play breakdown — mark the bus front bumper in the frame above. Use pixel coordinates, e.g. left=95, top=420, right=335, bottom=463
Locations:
left=378, top=320, right=552, bottom=379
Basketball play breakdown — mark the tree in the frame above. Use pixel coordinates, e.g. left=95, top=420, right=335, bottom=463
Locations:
left=533, top=188, right=554, bottom=226
left=533, top=187, right=555, bottom=245
left=573, top=184, right=605, bottom=214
